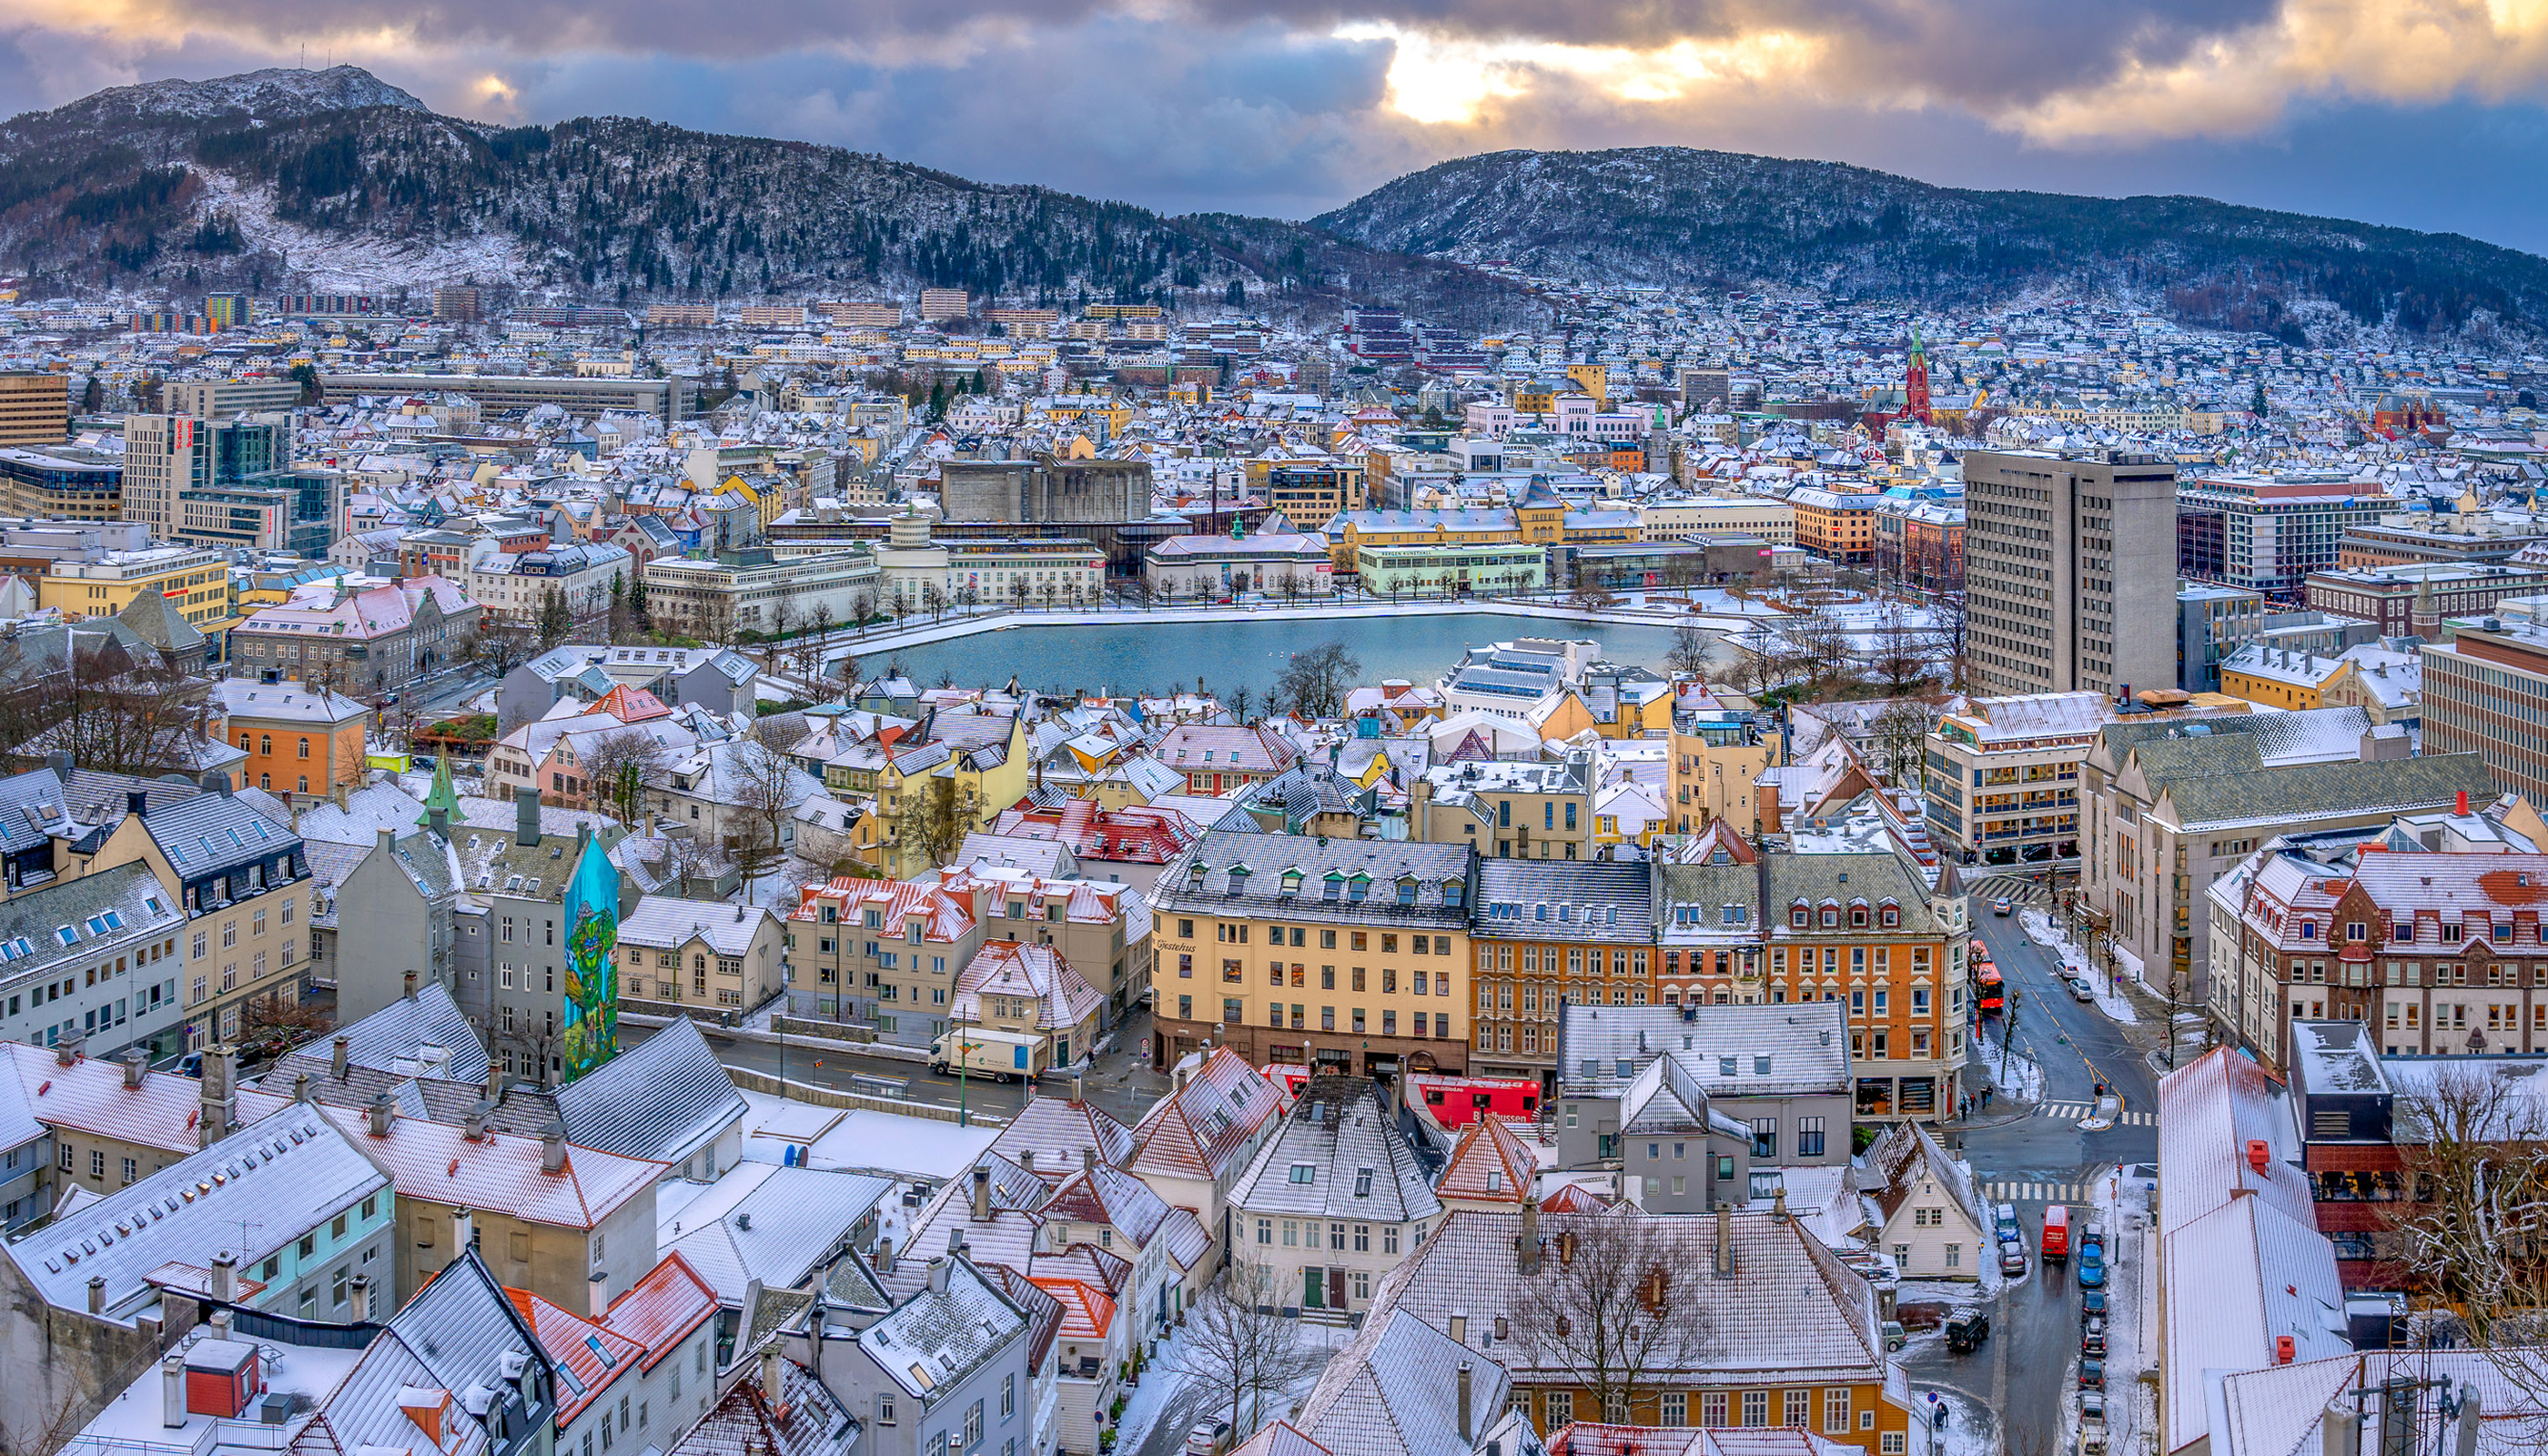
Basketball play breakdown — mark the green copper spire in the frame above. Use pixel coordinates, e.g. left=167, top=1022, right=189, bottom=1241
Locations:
left=420, top=752, right=460, bottom=825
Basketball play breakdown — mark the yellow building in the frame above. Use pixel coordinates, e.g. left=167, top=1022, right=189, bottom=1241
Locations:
left=850, top=713, right=1033, bottom=878
left=1669, top=717, right=1779, bottom=836
left=2216, top=645, right=2339, bottom=712
left=0, top=370, right=68, bottom=446
left=1147, top=832, right=1475, bottom=1076
left=1564, top=362, right=1609, bottom=407
left=42, top=543, right=238, bottom=642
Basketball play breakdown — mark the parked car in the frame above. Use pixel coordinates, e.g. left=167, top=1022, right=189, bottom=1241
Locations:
left=1882, top=1320, right=1906, bottom=1352
left=1186, top=1420, right=1234, bottom=1456
left=2079, top=1391, right=2107, bottom=1428
left=2068, top=976, right=2096, bottom=1001
left=2080, top=1289, right=2108, bottom=1322
left=1946, top=1307, right=1990, bottom=1353
left=2081, top=1324, right=2107, bottom=1358
left=2078, top=1249, right=2107, bottom=1289
left=1998, top=1240, right=2027, bottom=1277
left=1993, top=897, right=2014, bottom=916
left=2078, top=1359, right=2106, bottom=1390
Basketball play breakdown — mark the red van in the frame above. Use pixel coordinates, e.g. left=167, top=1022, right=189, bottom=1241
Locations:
left=2042, top=1203, right=2072, bottom=1264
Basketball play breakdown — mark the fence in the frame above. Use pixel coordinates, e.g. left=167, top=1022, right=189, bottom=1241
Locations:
left=722, top=1066, right=1004, bottom=1127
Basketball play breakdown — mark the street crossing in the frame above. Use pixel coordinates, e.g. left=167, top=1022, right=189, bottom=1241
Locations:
left=2034, top=1100, right=2153, bottom=1125
left=1967, top=873, right=2052, bottom=908
left=1979, top=1180, right=2090, bottom=1203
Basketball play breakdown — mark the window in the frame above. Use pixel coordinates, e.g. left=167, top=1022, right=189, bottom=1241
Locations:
left=1002, top=1374, right=1016, bottom=1420
left=1822, top=1390, right=1851, bottom=1434
left=1742, top=1391, right=1768, bottom=1427
left=1660, top=1392, right=1687, bottom=1427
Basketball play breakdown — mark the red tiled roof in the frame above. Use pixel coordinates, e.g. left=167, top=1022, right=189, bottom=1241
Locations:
left=603, top=1252, right=720, bottom=1371
left=1025, top=1276, right=1116, bottom=1340
left=508, top=1288, right=644, bottom=1422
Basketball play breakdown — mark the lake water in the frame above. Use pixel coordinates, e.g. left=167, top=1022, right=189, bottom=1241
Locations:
left=855, top=610, right=1725, bottom=699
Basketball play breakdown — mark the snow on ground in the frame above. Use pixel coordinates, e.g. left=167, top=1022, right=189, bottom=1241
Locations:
left=1974, top=1022, right=2046, bottom=1104
left=2019, top=909, right=2140, bottom=1025
left=733, top=1087, right=998, bottom=1181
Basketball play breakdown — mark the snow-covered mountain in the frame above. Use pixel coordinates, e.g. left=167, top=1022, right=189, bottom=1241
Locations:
left=1314, top=147, right=2548, bottom=338
left=0, top=67, right=1530, bottom=326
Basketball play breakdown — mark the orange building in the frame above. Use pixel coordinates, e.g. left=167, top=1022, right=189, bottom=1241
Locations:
left=1788, top=486, right=1880, bottom=566
left=215, top=680, right=372, bottom=800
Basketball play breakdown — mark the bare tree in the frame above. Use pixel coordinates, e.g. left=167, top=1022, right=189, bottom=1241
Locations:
left=849, top=590, right=879, bottom=632
left=729, top=722, right=805, bottom=891
left=1790, top=603, right=1859, bottom=700
left=921, top=582, right=948, bottom=623
left=1273, top=641, right=1361, bottom=719
left=1569, top=581, right=1618, bottom=612
left=2386, top=1065, right=2548, bottom=1422
left=1867, top=595, right=1946, bottom=699
left=585, top=726, right=672, bottom=827
left=1175, top=1261, right=1324, bottom=1441
left=1866, top=697, right=1940, bottom=791
left=1663, top=622, right=1714, bottom=679
left=902, top=774, right=971, bottom=870
left=1510, top=1214, right=1718, bottom=1425
left=470, top=620, right=541, bottom=682
left=1726, top=628, right=1791, bottom=705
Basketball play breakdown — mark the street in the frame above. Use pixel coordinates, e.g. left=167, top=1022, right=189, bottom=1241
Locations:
left=1904, top=893, right=2163, bottom=1456
left=621, top=1009, right=1171, bottom=1131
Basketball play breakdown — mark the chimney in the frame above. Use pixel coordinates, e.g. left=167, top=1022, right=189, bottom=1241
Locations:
left=210, top=1250, right=236, bottom=1303
left=162, top=1352, right=186, bottom=1429
left=428, top=805, right=450, bottom=840
left=122, top=1048, right=145, bottom=1089
left=402, top=969, right=417, bottom=999
left=2456, top=1387, right=2483, bottom=1456
left=86, top=1274, right=104, bottom=1314
left=2458, top=789, right=2472, bottom=817
left=126, top=789, right=147, bottom=821
left=589, top=1270, right=609, bottom=1320
left=1081, top=1146, right=1097, bottom=1174
left=516, top=784, right=541, bottom=847
left=451, top=1208, right=474, bottom=1255
left=1517, top=1199, right=1541, bottom=1275
left=376, top=826, right=395, bottom=862
left=542, top=1120, right=568, bottom=1173
left=331, top=1035, right=349, bottom=1080
left=1019, top=1150, right=1035, bottom=1175
left=367, top=1094, right=392, bottom=1137
left=53, top=1039, right=73, bottom=1067
left=1456, top=1362, right=1473, bottom=1444
left=465, top=1099, right=491, bottom=1140
left=1773, top=1187, right=1789, bottom=1223
left=2248, top=1138, right=2270, bottom=1172
left=875, top=1237, right=895, bottom=1275
left=201, top=1047, right=236, bottom=1147
left=2275, top=1334, right=2295, bottom=1365
left=2324, top=1400, right=2361, bottom=1456
left=209, top=1309, right=230, bottom=1343
left=487, top=1055, right=505, bottom=1102
left=1714, top=1202, right=1734, bottom=1277
left=971, top=1164, right=992, bottom=1221
left=760, top=1345, right=784, bottom=1401
left=292, top=1071, right=310, bottom=1104
left=926, top=1256, right=951, bottom=1295
left=349, top=1274, right=372, bottom=1322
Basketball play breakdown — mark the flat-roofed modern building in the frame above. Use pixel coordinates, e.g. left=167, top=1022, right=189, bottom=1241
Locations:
left=1963, top=448, right=2179, bottom=700
left=319, top=371, right=693, bottom=422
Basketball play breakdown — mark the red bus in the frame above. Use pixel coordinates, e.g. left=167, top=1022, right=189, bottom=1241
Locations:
left=1976, top=961, right=2005, bottom=1016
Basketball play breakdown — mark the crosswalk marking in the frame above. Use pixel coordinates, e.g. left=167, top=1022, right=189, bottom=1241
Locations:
left=2031, top=1102, right=2153, bottom=1126
left=1981, top=1180, right=2086, bottom=1203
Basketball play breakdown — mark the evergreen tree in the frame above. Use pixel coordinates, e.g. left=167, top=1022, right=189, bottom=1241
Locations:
left=2250, top=379, right=2268, bottom=419
left=1225, top=278, right=1247, bottom=308
left=628, top=570, right=651, bottom=625
left=538, top=586, right=573, bottom=645
left=926, top=379, right=947, bottom=421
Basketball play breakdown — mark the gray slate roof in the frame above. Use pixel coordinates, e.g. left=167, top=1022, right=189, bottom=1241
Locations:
left=1156, top=830, right=1472, bottom=925
left=1558, top=1002, right=1851, bottom=1098
left=1474, top=859, right=1656, bottom=941
left=554, top=1016, right=745, bottom=1165
left=1229, top=1077, right=1443, bottom=1223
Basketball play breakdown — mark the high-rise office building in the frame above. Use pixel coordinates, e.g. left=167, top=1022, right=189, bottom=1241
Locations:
left=119, top=414, right=288, bottom=540
left=0, top=372, right=69, bottom=446
left=1962, top=449, right=2179, bottom=700
left=431, top=286, right=482, bottom=322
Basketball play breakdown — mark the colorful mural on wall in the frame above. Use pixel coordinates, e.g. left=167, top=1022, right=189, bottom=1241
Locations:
left=560, top=833, right=620, bottom=1081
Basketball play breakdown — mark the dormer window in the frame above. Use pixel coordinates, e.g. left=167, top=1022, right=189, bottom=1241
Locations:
left=1820, top=905, right=1839, bottom=928
left=1878, top=905, right=1900, bottom=928
left=1188, top=862, right=1208, bottom=890
left=1397, top=877, right=1419, bottom=906
left=1790, top=903, right=1809, bottom=928
left=1323, top=871, right=1344, bottom=901
left=1848, top=905, right=1868, bottom=928
left=1535, top=904, right=1550, bottom=923
left=2394, top=920, right=2416, bottom=944
left=1226, top=864, right=1251, bottom=895
left=1442, top=881, right=1465, bottom=908
left=1347, top=874, right=1370, bottom=903
left=1279, top=869, right=1303, bottom=896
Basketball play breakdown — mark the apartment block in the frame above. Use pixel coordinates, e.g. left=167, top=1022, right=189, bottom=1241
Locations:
left=0, top=372, right=67, bottom=447
left=1962, top=449, right=2179, bottom=699
left=2421, top=608, right=2548, bottom=800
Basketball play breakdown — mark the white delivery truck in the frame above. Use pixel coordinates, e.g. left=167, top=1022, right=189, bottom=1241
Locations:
left=928, top=1026, right=1048, bottom=1082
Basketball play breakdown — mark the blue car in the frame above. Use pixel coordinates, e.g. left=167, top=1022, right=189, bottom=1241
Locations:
left=2078, top=1250, right=2107, bottom=1289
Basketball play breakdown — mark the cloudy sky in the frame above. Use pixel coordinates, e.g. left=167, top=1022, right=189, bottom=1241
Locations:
left=9, top=0, right=2548, bottom=250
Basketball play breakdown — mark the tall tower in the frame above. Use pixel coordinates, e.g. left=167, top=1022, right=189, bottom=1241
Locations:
left=1904, top=326, right=1932, bottom=424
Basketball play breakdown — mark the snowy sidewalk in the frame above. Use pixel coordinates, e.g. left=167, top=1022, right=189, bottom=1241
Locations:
left=2018, top=909, right=2140, bottom=1025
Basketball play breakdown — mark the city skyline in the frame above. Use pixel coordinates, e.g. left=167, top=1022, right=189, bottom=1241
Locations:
left=10, top=1, right=2548, bottom=251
